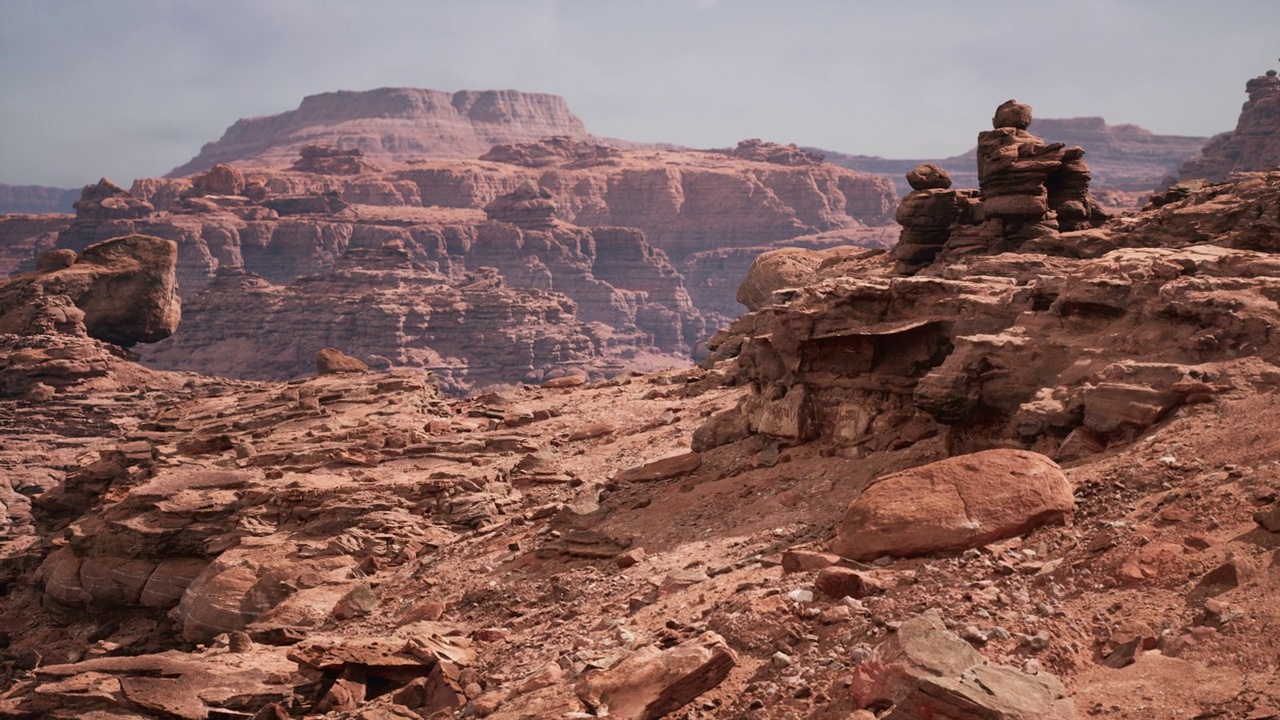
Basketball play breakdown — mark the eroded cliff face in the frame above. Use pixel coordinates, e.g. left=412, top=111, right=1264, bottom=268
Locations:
left=703, top=170, right=1280, bottom=462
left=1178, top=68, right=1280, bottom=182
left=167, top=88, right=594, bottom=176
left=0, top=141, right=896, bottom=387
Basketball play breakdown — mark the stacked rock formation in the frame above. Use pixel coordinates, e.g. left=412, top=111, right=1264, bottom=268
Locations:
left=890, top=164, right=978, bottom=273
left=1178, top=66, right=1280, bottom=181
left=892, top=101, right=1107, bottom=273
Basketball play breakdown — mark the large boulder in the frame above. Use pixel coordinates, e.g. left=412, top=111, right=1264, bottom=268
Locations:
left=0, top=235, right=180, bottom=346
left=833, top=450, right=1074, bottom=561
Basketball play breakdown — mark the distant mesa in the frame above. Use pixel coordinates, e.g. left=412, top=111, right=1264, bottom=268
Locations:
left=166, top=88, right=599, bottom=177
left=0, top=183, right=80, bottom=214
left=1177, top=66, right=1280, bottom=182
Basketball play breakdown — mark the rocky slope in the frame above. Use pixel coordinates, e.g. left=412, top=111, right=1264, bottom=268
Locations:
left=0, top=184, right=78, bottom=215
left=3, top=162, right=1280, bottom=717
left=820, top=116, right=1207, bottom=202
left=1178, top=67, right=1280, bottom=182
left=168, top=88, right=598, bottom=177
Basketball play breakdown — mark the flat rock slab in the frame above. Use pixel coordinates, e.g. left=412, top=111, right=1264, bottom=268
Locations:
left=833, top=449, right=1074, bottom=561
left=617, top=452, right=702, bottom=483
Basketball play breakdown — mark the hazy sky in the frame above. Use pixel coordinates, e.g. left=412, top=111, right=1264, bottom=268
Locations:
left=1, top=0, right=1276, bottom=187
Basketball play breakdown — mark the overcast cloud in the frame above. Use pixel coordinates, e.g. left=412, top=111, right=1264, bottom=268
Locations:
left=1, top=0, right=1276, bottom=187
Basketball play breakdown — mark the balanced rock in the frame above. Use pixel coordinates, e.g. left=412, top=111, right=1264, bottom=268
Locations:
left=833, top=450, right=1074, bottom=561
left=905, top=163, right=952, bottom=190
left=852, top=611, right=1076, bottom=719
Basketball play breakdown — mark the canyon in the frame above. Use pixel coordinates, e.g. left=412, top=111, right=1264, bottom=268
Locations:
left=2, top=90, right=1280, bottom=714
left=0, top=134, right=897, bottom=391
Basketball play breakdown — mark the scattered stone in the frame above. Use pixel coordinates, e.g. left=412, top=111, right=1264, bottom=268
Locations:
left=616, top=547, right=646, bottom=569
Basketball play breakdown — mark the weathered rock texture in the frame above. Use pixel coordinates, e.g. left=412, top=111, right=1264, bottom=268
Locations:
left=0, top=235, right=179, bottom=346
left=138, top=241, right=648, bottom=394
left=4, top=173, right=1280, bottom=720
left=168, top=88, right=596, bottom=176
left=833, top=450, right=1074, bottom=560
left=852, top=612, right=1076, bottom=719
left=1178, top=67, right=1280, bottom=182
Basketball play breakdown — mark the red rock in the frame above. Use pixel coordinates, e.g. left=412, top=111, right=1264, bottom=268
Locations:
left=852, top=611, right=1075, bottom=718
left=814, top=567, right=883, bottom=599
left=568, top=422, right=615, bottom=441
left=616, top=452, right=702, bottom=483
left=1179, top=67, right=1280, bottom=181
left=541, top=374, right=586, bottom=389
left=615, top=547, right=646, bottom=569
left=576, top=631, right=737, bottom=720
left=833, top=450, right=1074, bottom=561
left=780, top=549, right=842, bottom=574
left=316, top=347, right=370, bottom=375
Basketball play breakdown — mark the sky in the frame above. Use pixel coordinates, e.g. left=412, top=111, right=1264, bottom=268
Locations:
left=1, top=0, right=1277, bottom=188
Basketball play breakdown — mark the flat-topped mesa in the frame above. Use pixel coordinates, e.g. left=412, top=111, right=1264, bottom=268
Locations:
left=167, top=87, right=592, bottom=176
left=892, top=100, right=1107, bottom=274
left=1178, top=66, right=1280, bottom=182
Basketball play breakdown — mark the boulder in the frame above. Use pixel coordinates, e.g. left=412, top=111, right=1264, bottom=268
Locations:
left=0, top=234, right=180, bottom=346
left=852, top=611, right=1076, bottom=719
left=576, top=631, right=737, bottom=720
left=833, top=450, right=1074, bottom=561
left=316, top=347, right=370, bottom=375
